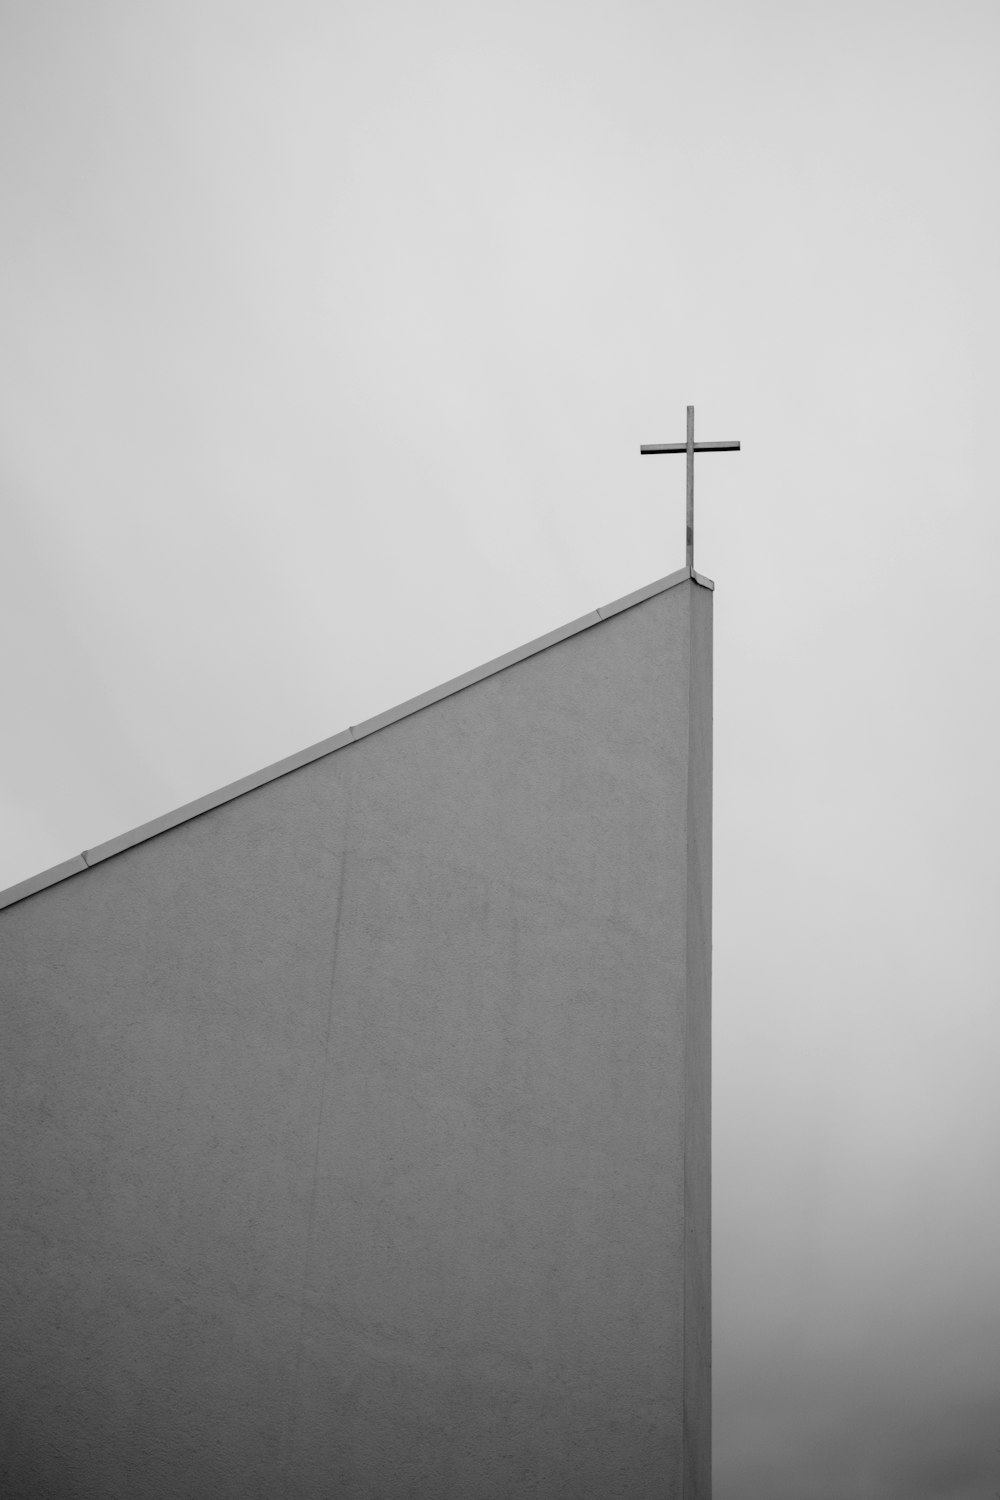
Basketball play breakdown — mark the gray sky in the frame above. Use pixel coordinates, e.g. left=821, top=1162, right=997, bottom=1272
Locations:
left=3, top=2, right=999, bottom=1493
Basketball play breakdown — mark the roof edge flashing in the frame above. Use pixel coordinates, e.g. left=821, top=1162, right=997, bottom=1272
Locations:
left=82, top=727, right=357, bottom=868
left=349, top=608, right=605, bottom=742
left=0, top=855, right=89, bottom=913
left=0, top=565, right=711, bottom=909
left=596, top=564, right=705, bottom=619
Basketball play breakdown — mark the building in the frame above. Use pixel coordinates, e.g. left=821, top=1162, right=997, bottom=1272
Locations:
left=0, top=565, right=713, bottom=1498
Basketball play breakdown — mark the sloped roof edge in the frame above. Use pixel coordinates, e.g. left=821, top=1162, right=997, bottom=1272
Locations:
left=0, top=566, right=712, bottom=912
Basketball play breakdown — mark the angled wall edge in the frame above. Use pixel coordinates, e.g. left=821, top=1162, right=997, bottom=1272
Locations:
left=0, top=565, right=712, bottom=911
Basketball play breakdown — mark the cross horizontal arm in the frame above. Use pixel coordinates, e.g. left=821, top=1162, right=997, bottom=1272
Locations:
left=640, top=441, right=740, bottom=454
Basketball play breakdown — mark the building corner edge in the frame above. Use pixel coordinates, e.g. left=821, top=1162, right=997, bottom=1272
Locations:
left=683, top=577, right=713, bottom=1498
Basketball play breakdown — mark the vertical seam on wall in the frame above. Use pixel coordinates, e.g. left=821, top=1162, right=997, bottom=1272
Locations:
left=280, top=841, right=350, bottom=1493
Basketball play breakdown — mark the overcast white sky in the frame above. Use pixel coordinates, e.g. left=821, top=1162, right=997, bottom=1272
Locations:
left=3, top=2, right=999, bottom=1494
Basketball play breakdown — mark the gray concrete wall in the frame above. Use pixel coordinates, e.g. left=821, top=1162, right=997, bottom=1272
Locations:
left=0, top=578, right=712, bottom=1499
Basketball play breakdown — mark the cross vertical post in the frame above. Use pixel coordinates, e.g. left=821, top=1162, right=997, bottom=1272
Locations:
left=640, top=405, right=740, bottom=573
left=686, top=404, right=695, bottom=571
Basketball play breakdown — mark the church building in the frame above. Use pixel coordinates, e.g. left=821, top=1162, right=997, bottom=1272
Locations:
left=0, top=563, right=713, bottom=1498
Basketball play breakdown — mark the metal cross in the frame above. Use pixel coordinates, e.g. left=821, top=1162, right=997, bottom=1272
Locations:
left=641, top=405, right=740, bottom=571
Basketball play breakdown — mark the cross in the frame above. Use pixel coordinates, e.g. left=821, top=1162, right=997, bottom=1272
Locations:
left=641, top=405, right=740, bottom=572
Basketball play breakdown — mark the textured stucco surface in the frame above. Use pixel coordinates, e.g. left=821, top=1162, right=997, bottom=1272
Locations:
left=0, top=578, right=712, bottom=1499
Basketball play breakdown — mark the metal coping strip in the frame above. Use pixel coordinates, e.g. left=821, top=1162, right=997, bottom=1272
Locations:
left=0, top=566, right=711, bottom=910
